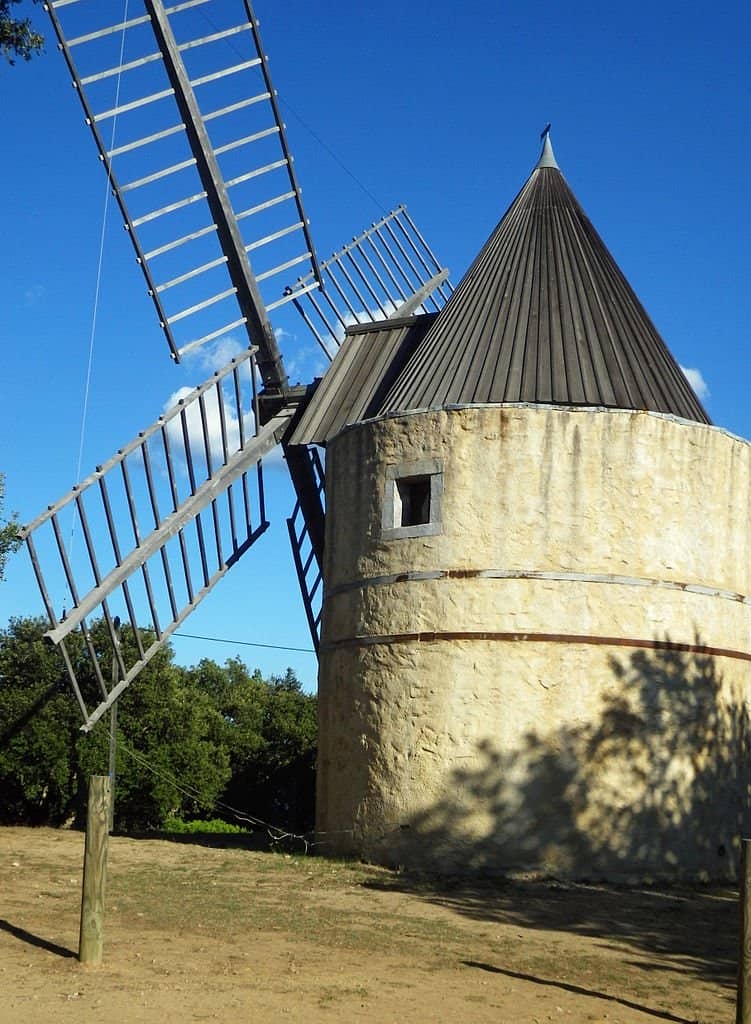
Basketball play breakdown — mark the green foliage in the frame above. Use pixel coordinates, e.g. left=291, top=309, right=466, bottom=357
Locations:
left=186, top=658, right=317, bottom=832
left=0, top=617, right=317, bottom=834
left=0, top=0, right=43, bottom=64
left=0, top=474, right=21, bottom=581
left=162, top=816, right=248, bottom=835
left=0, top=617, right=83, bottom=823
left=0, top=618, right=232, bottom=828
left=102, top=627, right=232, bottom=830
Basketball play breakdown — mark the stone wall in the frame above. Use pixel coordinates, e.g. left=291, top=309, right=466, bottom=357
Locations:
left=315, top=405, right=751, bottom=879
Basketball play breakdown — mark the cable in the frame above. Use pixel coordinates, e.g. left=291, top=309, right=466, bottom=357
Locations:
left=64, top=1, right=130, bottom=605
left=278, top=101, right=389, bottom=217
left=110, top=729, right=349, bottom=852
left=173, top=630, right=315, bottom=655
left=195, top=4, right=388, bottom=216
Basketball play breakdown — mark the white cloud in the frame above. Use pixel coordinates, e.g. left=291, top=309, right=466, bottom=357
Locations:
left=166, top=386, right=195, bottom=410
left=186, top=335, right=246, bottom=375
left=167, top=329, right=301, bottom=477
left=161, top=381, right=289, bottom=475
left=679, top=365, right=709, bottom=401
left=23, top=284, right=45, bottom=307
left=284, top=341, right=330, bottom=384
left=185, top=327, right=329, bottom=387
left=162, top=384, right=253, bottom=473
left=272, top=321, right=331, bottom=382
left=331, top=301, right=399, bottom=346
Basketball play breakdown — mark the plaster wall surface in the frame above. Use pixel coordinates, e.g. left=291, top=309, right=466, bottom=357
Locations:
left=316, top=406, right=751, bottom=878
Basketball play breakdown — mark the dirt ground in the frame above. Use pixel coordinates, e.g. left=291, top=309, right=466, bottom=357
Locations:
left=0, top=827, right=737, bottom=1023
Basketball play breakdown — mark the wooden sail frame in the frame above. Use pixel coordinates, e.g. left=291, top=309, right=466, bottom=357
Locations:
left=19, top=0, right=452, bottom=725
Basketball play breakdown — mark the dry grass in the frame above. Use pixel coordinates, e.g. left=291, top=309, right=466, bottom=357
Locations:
left=0, top=827, right=737, bottom=1023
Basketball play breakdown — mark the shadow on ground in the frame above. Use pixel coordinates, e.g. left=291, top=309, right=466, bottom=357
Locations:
left=362, top=640, right=747, bottom=988
left=120, top=829, right=309, bottom=853
left=462, top=960, right=705, bottom=1024
left=365, top=872, right=737, bottom=987
left=0, top=918, right=76, bottom=959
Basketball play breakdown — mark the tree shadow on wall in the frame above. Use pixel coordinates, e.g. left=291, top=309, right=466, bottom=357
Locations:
left=365, top=638, right=750, bottom=985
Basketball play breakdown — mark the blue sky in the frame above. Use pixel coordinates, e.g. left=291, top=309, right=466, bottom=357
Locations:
left=1, top=0, right=749, bottom=691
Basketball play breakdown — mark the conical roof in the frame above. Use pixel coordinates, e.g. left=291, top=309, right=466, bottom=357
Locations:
left=379, top=135, right=709, bottom=423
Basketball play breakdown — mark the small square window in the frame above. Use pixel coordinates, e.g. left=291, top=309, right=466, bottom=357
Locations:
left=396, top=475, right=431, bottom=527
left=382, top=459, right=443, bottom=539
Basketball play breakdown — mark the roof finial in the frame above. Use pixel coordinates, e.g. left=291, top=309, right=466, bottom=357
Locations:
left=536, top=124, right=559, bottom=170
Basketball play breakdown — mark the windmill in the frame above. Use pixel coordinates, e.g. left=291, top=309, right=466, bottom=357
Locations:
left=18, top=0, right=452, bottom=732
left=13, top=4, right=747, bottom=882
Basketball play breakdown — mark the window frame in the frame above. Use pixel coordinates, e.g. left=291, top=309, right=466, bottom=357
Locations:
left=382, top=457, right=444, bottom=540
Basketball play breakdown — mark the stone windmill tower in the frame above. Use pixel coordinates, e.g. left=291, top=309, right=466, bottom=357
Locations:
left=295, top=132, right=751, bottom=879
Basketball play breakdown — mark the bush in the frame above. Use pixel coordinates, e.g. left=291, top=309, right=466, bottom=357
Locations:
left=162, top=817, right=249, bottom=835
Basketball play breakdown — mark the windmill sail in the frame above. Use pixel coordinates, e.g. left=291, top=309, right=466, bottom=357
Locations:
left=18, top=1, right=455, bottom=722
left=45, top=0, right=321, bottom=376
left=286, top=447, right=324, bottom=653
left=285, top=206, right=452, bottom=359
left=19, top=349, right=296, bottom=731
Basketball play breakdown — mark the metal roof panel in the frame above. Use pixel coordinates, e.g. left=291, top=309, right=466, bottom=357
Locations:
left=378, top=143, right=710, bottom=424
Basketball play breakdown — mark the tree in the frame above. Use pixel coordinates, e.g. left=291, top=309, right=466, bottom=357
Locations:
left=256, top=671, right=317, bottom=831
left=1, top=0, right=42, bottom=64
left=0, top=616, right=83, bottom=824
left=186, top=659, right=317, bottom=833
left=105, top=626, right=232, bottom=830
left=0, top=474, right=21, bottom=581
left=0, top=619, right=317, bottom=833
left=225, top=663, right=315, bottom=832
left=0, top=617, right=232, bottom=829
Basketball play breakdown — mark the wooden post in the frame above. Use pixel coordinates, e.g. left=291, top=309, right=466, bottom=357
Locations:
left=108, top=617, right=121, bottom=833
left=79, top=775, right=111, bottom=965
left=108, top=699, right=117, bottom=832
left=738, top=838, right=751, bottom=1024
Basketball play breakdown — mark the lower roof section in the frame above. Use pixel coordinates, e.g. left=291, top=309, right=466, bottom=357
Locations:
left=288, top=314, right=436, bottom=446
